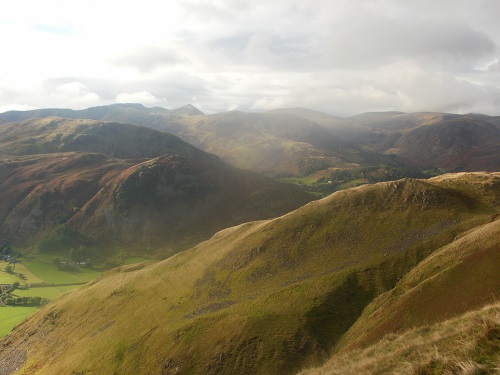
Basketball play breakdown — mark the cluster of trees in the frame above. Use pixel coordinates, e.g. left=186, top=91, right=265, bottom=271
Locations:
left=287, top=165, right=443, bottom=197
left=1, top=295, right=49, bottom=306
left=298, top=158, right=334, bottom=177
left=1, top=242, right=12, bottom=256
left=326, top=165, right=442, bottom=184
left=0, top=283, right=49, bottom=307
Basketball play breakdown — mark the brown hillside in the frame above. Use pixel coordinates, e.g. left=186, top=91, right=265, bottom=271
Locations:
left=1, top=107, right=364, bottom=177
left=386, top=116, right=500, bottom=171
left=0, top=153, right=132, bottom=246
left=67, top=153, right=314, bottom=254
left=4, top=105, right=499, bottom=175
left=0, top=118, right=313, bottom=254
left=0, top=117, right=210, bottom=160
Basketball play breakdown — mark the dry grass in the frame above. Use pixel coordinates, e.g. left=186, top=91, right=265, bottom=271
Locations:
left=298, top=302, right=500, bottom=375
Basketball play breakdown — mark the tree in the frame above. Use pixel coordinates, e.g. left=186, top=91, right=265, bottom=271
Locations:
left=6, top=282, right=20, bottom=294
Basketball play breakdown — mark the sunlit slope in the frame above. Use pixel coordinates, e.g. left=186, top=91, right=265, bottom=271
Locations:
left=0, top=172, right=498, bottom=374
left=299, top=210, right=500, bottom=374
left=299, top=301, right=500, bottom=375
left=336, top=215, right=500, bottom=352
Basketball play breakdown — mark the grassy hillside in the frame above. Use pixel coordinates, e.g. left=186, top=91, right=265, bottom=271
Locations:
left=0, top=172, right=498, bottom=374
left=336, top=213, right=500, bottom=351
left=299, top=301, right=500, bottom=375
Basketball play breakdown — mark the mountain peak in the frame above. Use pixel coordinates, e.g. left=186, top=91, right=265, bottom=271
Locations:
left=170, top=104, right=204, bottom=116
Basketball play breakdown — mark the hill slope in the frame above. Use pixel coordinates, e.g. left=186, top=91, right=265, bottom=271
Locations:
left=0, top=116, right=209, bottom=160
left=1, top=105, right=367, bottom=177
left=320, top=112, right=500, bottom=171
left=299, top=301, right=500, bottom=375
left=0, top=118, right=313, bottom=255
left=163, top=111, right=363, bottom=176
left=0, top=172, right=498, bottom=374
left=3, top=105, right=499, bottom=175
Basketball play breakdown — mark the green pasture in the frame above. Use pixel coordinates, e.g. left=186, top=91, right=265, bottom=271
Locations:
left=0, top=270, right=19, bottom=284
left=0, top=306, right=39, bottom=337
left=22, top=260, right=102, bottom=284
left=1, top=252, right=155, bottom=338
left=277, top=177, right=318, bottom=185
left=336, top=179, right=367, bottom=189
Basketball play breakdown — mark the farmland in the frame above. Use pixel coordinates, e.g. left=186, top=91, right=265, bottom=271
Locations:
left=0, top=254, right=152, bottom=337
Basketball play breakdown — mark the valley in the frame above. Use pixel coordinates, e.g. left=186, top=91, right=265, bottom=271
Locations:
left=0, top=104, right=498, bottom=374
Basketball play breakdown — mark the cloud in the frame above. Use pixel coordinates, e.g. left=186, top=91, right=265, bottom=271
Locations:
left=115, top=91, right=161, bottom=105
left=111, top=46, right=189, bottom=73
left=1, top=0, right=500, bottom=115
left=323, top=15, right=496, bottom=70
left=0, top=104, right=39, bottom=114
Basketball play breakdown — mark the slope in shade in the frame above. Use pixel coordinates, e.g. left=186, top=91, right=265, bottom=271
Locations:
left=0, top=117, right=313, bottom=255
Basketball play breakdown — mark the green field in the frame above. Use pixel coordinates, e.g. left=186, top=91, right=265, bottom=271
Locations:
left=277, top=176, right=319, bottom=185
left=0, top=253, right=154, bottom=338
left=0, top=306, right=39, bottom=337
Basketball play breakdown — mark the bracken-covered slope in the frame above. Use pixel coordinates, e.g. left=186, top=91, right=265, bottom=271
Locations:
left=0, top=172, right=498, bottom=375
left=0, top=117, right=313, bottom=255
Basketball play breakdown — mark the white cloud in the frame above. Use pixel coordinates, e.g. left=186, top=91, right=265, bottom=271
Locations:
left=0, top=104, right=39, bottom=114
left=115, top=91, right=161, bottom=105
left=1, top=0, right=500, bottom=115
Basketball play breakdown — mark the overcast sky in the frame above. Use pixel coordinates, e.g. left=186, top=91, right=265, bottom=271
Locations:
left=1, top=0, right=500, bottom=116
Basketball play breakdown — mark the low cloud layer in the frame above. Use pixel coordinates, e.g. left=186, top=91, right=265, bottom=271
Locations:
left=1, top=0, right=500, bottom=115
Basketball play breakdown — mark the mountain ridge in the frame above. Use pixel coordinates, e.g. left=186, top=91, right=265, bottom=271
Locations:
left=2, top=104, right=498, bottom=175
left=0, top=172, right=497, bottom=374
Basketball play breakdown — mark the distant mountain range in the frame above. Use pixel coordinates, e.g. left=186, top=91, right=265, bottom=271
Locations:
left=3, top=104, right=499, bottom=176
left=0, top=172, right=498, bottom=374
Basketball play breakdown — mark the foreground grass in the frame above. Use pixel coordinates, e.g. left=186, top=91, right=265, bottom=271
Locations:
left=298, top=302, right=500, bottom=375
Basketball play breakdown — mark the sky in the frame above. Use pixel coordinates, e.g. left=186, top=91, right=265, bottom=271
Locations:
left=1, top=0, right=500, bottom=116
